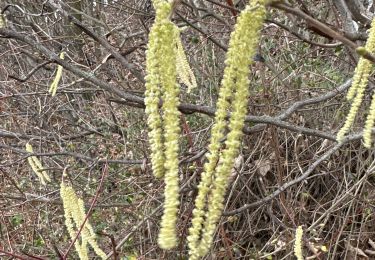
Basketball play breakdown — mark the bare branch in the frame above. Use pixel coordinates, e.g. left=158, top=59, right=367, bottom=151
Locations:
left=47, top=0, right=145, bottom=83
left=272, top=2, right=375, bottom=63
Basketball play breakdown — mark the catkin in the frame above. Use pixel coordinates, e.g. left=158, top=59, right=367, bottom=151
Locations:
left=49, top=52, right=65, bottom=96
left=144, top=0, right=181, bottom=249
left=60, top=180, right=106, bottom=259
left=26, top=143, right=50, bottom=185
left=294, top=226, right=304, bottom=260
left=187, top=1, right=267, bottom=258
left=337, top=16, right=375, bottom=146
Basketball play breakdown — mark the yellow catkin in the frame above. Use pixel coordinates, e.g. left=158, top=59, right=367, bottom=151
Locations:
left=175, top=28, right=197, bottom=92
left=60, top=181, right=106, bottom=259
left=157, top=22, right=181, bottom=249
left=187, top=1, right=267, bottom=259
left=0, top=14, right=6, bottom=28
left=363, top=92, right=375, bottom=147
left=294, top=226, right=304, bottom=260
left=145, top=0, right=181, bottom=249
left=362, top=17, right=375, bottom=147
left=346, top=59, right=371, bottom=101
left=25, top=143, right=50, bottom=185
left=337, top=16, right=375, bottom=144
left=144, top=38, right=165, bottom=178
left=49, top=52, right=65, bottom=96
left=144, top=0, right=170, bottom=179
left=336, top=69, right=368, bottom=142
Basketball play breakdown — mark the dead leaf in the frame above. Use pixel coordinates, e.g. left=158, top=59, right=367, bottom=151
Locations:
left=255, top=159, right=271, bottom=176
left=229, top=155, right=244, bottom=181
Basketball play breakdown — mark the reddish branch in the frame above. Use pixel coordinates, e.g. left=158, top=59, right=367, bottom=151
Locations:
left=0, top=248, right=45, bottom=260
left=225, top=0, right=237, bottom=16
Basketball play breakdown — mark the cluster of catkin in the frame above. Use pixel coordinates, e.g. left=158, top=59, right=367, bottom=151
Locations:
left=26, top=143, right=105, bottom=259
left=144, top=0, right=267, bottom=258
left=26, top=143, right=51, bottom=185
left=27, top=49, right=101, bottom=256
left=187, top=1, right=267, bottom=258
left=144, top=0, right=196, bottom=249
left=337, top=17, right=375, bottom=147
left=60, top=179, right=106, bottom=260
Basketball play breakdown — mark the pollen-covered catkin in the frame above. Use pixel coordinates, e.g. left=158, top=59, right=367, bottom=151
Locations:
left=144, top=0, right=181, bottom=249
left=157, top=20, right=181, bottom=250
left=363, top=93, right=375, bottom=147
left=294, top=226, right=304, bottom=260
left=187, top=1, right=267, bottom=258
left=49, top=52, right=65, bottom=96
left=337, top=15, right=375, bottom=144
left=144, top=1, right=168, bottom=179
left=175, top=28, right=197, bottom=92
left=60, top=181, right=106, bottom=260
left=26, top=143, right=50, bottom=185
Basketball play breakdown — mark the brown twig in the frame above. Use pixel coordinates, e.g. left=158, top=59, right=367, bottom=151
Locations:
left=204, top=0, right=240, bottom=14
left=0, top=144, right=142, bottom=165
left=271, top=2, right=375, bottom=63
left=97, top=231, right=119, bottom=260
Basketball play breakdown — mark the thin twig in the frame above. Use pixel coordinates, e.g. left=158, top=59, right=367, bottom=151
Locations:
left=223, top=132, right=362, bottom=215
left=0, top=144, right=142, bottom=165
left=9, top=61, right=53, bottom=82
left=105, top=205, right=163, bottom=259
left=271, top=2, right=375, bottom=63
left=0, top=248, right=45, bottom=260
